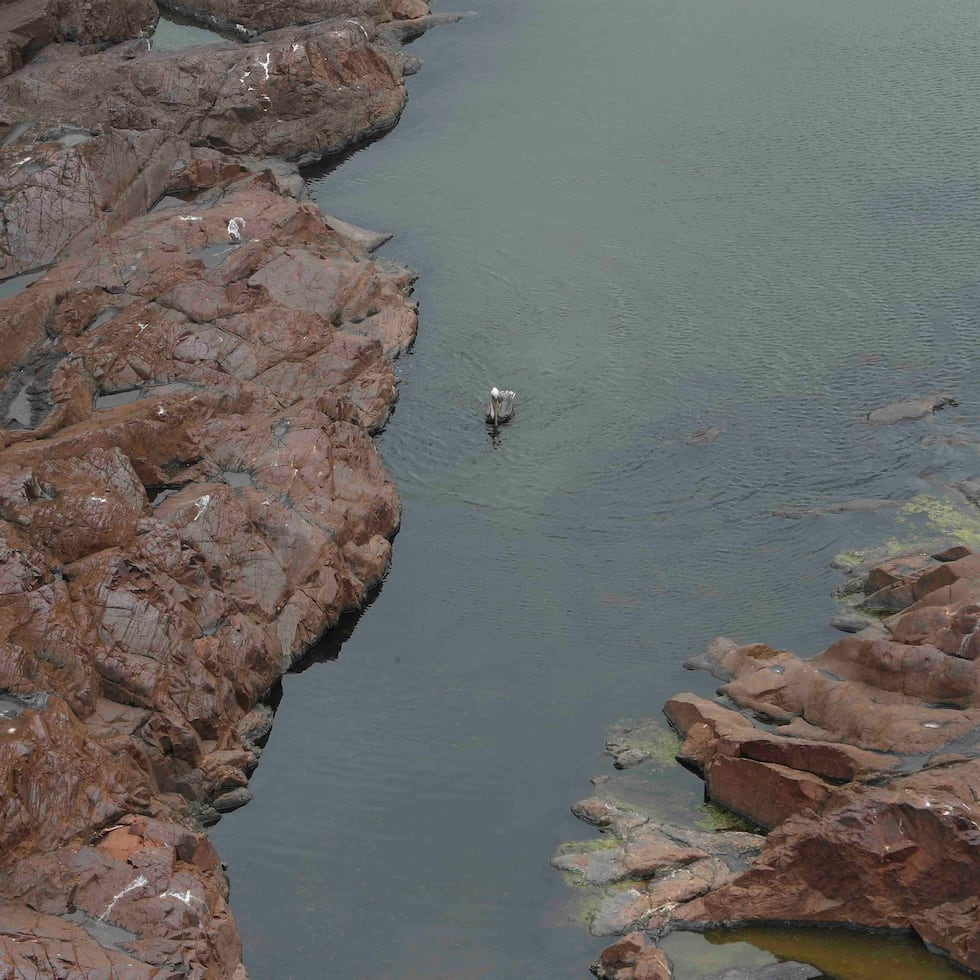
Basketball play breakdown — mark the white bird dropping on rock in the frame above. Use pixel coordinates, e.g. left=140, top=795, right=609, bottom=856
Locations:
left=227, top=217, right=246, bottom=243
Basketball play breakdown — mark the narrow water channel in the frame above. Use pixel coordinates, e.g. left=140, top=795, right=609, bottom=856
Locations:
left=213, top=1, right=980, bottom=976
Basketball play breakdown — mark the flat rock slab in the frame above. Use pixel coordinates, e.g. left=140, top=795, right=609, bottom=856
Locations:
left=552, top=842, right=628, bottom=887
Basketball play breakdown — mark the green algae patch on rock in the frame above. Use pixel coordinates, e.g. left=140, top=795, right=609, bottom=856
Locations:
left=695, top=802, right=762, bottom=834
left=834, top=549, right=869, bottom=570
left=606, top=718, right=683, bottom=770
left=895, top=494, right=980, bottom=551
left=556, top=836, right=622, bottom=855
left=552, top=838, right=628, bottom=888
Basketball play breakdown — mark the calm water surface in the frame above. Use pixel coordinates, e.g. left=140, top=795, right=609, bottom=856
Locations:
left=151, top=12, right=238, bottom=49
left=213, top=1, right=980, bottom=976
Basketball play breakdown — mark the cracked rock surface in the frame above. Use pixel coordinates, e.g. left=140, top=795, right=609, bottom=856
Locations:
left=0, top=0, right=449, bottom=974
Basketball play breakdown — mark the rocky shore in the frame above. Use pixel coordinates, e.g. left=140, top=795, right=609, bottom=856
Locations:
left=556, top=547, right=980, bottom=979
left=0, top=2, right=457, bottom=974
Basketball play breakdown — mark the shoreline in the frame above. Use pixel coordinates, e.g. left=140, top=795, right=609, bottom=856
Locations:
left=556, top=540, right=980, bottom=979
left=0, top=4, right=459, bottom=974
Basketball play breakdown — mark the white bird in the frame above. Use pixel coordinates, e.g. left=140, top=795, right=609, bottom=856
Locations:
left=486, top=386, right=516, bottom=426
left=227, top=217, right=246, bottom=243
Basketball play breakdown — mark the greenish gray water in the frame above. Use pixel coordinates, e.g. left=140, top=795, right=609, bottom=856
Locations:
left=0, top=270, right=45, bottom=297
left=151, top=12, right=234, bottom=50
left=212, top=0, right=980, bottom=976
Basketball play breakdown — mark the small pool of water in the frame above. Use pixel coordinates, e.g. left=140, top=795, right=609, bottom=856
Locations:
left=151, top=13, right=236, bottom=51
left=0, top=269, right=45, bottom=300
left=662, top=927, right=967, bottom=980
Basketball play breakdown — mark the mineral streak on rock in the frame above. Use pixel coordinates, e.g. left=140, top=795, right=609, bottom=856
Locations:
left=565, top=551, right=980, bottom=976
left=0, top=0, right=452, bottom=975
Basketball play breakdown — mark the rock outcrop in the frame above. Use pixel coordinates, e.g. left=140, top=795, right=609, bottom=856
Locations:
left=0, top=18, right=411, bottom=278
left=0, top=1, right=452, bottom=975
left=0, top=159, right=414, bottom=978
left=0, top=0, right=157, bottom=78
left=156, top=0, right=428, bottom=37
left=559, top=549, right=980, bottom=976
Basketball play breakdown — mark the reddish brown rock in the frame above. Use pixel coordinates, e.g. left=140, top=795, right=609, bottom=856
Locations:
left=932, top=543, right=972, bottom=562
left=0, top=902, right=165, bottom=978
left=812, top=635, right=979, bottom=707
left=576, top=551, right=980, bottom=976
left=663, top=692, right=757, bottom=738
left=0, top=22, right=407, bottom=159
left=0, top=19, right=415, bottom=278
left=160, top=0, right=428, bottom=35
left=676, top=760, right=980, bottom=974
left=592, top=933, right=672, bottom=980
left=887, top=589, right=980, bottom=661
left=0, top=697, right=147, bottom=863
left=693, top=640, right=980, bottom=756
left=0, top=0, right=156, bottom=78
left=0, top=0, right=453, bottom=969
left=0, top=155, right=416, bottom=977
left=668, top=693, right=898, bottom=783
left=865, top=552, right=939, bottom=592
left=704, top=756, right=831, bottom=830
left=2, top=814, right=242, bottom=976
left=862, top=550, right=980, bottom=612
left=622, top=831, right=708, bottom=879
left=0, top=128, right=189, bottom=279
left=732, top=731, right=895, bottom=782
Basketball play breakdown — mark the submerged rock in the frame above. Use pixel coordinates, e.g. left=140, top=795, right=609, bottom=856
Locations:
left=771, top=498, right=901, bottom=519
left=605, top=718, right=681, bottom=770
left=685, top=423, right=723, bottom=447
left=865, top=394, right=957, bottom=425
left=702, top=965, right=822, bottom=980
